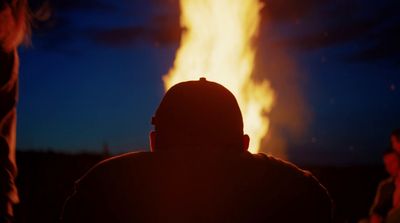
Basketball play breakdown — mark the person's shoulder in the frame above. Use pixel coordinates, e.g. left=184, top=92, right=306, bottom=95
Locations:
left=96, top=151, right=152, bottom=167
left=61, top=151, right=155, bottom=221
left=253, top=153, right=333, bottom=221
left=76, top=151, right=153, bottom=187
left=252, top=152, right=332, bottom=202
left=251, top=153, right=315, bottom=180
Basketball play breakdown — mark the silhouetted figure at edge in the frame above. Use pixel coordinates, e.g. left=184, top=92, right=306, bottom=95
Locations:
left=61, top=78, right=333, bottom=223
left=1, top=0, right=31, bottom=221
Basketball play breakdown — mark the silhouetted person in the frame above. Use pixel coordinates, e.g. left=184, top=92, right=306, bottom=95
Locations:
left=0, top=0, right=30, bottom=221
left=61, top=78, right=332, bottom=223
left=386, top=130, right=400, bottom=223
left=369, top=150, right=400, bottom=223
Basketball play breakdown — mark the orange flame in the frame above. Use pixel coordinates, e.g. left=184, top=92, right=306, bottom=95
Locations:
left=163, top=0, right=274, bottom=153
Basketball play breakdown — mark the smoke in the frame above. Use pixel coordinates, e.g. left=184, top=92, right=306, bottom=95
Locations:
left=254, top=11, right=310, bottom=160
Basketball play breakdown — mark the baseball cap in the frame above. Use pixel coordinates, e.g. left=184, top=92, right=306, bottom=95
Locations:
left=152, top=78, right=244, bottom=151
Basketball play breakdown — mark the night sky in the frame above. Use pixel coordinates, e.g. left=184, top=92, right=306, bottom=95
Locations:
left=16, top=0, right=400, bottom=165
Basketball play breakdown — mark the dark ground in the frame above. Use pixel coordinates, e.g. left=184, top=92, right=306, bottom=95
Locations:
left=14, top=151, right=386, bottom=223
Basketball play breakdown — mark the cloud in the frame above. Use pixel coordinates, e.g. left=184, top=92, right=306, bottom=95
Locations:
left=347, top=24, right=400, bottom=63
left=266, top=0, right=400, bottom=64
left=32, top=0, right=400, bottom=65
left=263, top=0, right=328, bottom=23
left=30, top=0, right=118, bottom=12
left=276, top=18, right=379, bottom=51
left=272, top=1, right=396, bottom=47
left=85, top=14, right=181, bottom=47
left=30, top=0, right=181, bottom=50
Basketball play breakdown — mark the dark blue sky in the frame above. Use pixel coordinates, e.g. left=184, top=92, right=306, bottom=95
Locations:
left=16, top=0, right=400, bottom=165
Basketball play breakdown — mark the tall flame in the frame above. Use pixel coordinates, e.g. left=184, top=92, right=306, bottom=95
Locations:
left=163, top=0, right=274, bottom=153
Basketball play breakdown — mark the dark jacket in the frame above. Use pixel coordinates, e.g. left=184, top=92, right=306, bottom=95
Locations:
left=370, top=177, right=395, bottom=219
left=61, top=150, right=332, bottom=223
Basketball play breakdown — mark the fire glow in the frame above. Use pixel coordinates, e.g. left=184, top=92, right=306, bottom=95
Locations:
left=163, top=0, right=274, bottom=153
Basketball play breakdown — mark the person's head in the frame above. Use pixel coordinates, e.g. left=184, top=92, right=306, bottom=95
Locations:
left=150, top=78, right=249, bottom=153
left=0, top=0, right=30, bottom=52
left=391, top=129, right=400, bottom=154
left=383, top=150, right=400, bottom=177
